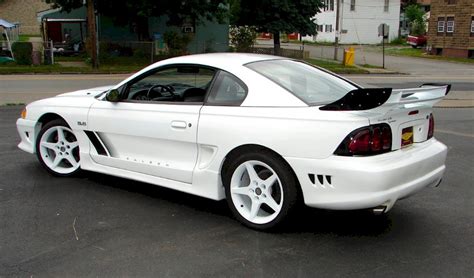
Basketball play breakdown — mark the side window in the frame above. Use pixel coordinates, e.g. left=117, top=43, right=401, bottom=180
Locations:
left=206, top=71, right=248, bottom=106
left=125, top=66, right=215, bottom=103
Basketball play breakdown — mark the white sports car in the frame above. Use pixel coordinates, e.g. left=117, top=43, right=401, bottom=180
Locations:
left=16, top=53, right=449, bottom=230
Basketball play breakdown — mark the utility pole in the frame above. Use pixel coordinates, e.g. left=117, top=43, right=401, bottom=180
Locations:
left=87, top=0, right=98, bottom=69
left=334, top=0, right=341, bottom=60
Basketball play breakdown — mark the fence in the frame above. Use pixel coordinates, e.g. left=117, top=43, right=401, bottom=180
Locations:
left=2, top=39, right=353, bottom=66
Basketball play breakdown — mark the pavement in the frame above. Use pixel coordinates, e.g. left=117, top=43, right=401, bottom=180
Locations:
left=1, top=105, right=473, bottom=276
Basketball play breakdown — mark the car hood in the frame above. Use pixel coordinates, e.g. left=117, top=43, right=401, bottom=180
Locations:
left=56, top=85, right=114, bottom=98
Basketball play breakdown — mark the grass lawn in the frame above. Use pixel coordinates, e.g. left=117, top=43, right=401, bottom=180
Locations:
left=0, top=63, right=145, bottom=74
left=18, top=34, right=41, bottom=42
left=384, top=47, right=474, bottom=64
left=304, top=58, right=369, bottom=74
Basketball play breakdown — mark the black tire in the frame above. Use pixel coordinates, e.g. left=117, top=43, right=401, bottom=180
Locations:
left=35, top=119, right=81, bottom=177
left=222, top=150, right=300, bottom=230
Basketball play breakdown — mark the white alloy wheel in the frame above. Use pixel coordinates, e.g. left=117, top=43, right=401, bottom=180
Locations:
left=37, top=122, right=80, bottom=175
left=230, top=160, right=284, bottom=225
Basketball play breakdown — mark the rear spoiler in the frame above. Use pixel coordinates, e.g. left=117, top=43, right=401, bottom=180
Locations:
left=320, top=84, right=451, bottom=111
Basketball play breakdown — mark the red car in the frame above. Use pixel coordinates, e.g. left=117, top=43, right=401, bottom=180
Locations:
left=407, top=35, right=427, bottom=48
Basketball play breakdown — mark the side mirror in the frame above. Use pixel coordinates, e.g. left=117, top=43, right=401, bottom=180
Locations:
left=106, top=89, right=121, bottom=102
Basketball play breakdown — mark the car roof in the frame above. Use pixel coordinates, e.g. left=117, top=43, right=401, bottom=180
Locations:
left=161, top=53, right=285, bottom=69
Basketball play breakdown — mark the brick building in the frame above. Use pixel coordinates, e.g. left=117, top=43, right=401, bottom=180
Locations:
left=0, top=0, right=51, bottom=35
left=427, top=0, right=474, bottom=58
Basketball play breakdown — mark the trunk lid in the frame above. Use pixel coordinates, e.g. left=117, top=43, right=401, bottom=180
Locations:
left=320, top=84, right=450, bottom=151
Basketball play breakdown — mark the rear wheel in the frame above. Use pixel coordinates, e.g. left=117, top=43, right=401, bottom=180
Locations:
left=36, top=119, right=81, bottom=176
left=223, top=151, right=299, bottom=230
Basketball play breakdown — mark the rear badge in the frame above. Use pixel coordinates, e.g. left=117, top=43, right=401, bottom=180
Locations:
left=401, top=127, right=413, bottom=147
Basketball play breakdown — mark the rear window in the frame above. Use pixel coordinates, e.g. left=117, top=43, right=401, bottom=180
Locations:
left=245, top=59, right=358, bottom=105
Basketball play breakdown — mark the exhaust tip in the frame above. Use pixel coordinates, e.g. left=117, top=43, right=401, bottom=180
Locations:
left=433, top=179, right=443, bottom=188
left=372, top=206, right=386, bottom=215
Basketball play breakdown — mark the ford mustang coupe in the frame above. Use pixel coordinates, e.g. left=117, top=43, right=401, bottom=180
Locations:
left=16, top=53, right=449, bottom=230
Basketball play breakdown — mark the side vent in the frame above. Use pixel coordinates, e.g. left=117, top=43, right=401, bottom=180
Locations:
left=308, top=173, right=333, bottom=186
left=84, top=130, right=109, bottom=156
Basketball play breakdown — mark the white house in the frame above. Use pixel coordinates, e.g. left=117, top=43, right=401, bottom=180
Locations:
left=303, top=0, right=401, bottom=44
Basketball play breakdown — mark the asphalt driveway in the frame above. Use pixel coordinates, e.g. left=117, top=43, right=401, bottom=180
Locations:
left=1, top=106, right=473, bottom=277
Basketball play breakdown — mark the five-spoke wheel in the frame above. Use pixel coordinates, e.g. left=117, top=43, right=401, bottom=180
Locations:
left=36, top=119, right=81, bottom=176
left=223, top=150, right=299, bottom=230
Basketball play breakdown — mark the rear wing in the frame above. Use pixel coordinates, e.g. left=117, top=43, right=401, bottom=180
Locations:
left=320, top=84, right=451, bottom=111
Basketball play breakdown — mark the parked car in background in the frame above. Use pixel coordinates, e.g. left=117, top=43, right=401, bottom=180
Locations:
left=407, top=35, right=427, bottom=48
left=16, top=53, right=449, bottom=230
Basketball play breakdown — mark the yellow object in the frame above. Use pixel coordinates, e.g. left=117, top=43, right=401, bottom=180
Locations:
left=402, top=131, right=413, bottom=141
left=343, top=47, right=355, bottom=66
left=21, top=107, right=27, bottom=119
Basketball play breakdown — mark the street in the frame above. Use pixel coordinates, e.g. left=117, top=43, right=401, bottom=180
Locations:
left=0, top=105, right=473, bottom=276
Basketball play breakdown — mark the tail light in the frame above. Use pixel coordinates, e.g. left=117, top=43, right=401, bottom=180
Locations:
left=428, top=113, right=434, bottom=139
left=334, top=124, right=392, bottom=156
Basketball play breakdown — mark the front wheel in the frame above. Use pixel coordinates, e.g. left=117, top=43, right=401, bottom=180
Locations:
left=223, top=151, right=299, bottom=230
left=36, top=119, right=81, bottom=176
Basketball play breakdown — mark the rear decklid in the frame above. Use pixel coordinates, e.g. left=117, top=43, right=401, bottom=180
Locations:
left=321, top=84, right=450, bottom=151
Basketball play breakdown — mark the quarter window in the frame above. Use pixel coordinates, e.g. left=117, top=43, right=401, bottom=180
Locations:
left=206, top=71, right=247, bottom=106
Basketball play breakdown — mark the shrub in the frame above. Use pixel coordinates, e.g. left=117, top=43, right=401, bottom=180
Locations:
left=163, top=31, right=192, bottom=56
left=11, top=42, right=33, bottom=65
left=229, top=26, right=257, bottom=52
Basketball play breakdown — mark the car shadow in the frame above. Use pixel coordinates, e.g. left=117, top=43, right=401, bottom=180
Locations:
left=82, top=170, right=393, bottom=236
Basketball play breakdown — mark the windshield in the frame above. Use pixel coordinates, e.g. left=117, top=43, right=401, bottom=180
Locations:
left=246, top=59, right=358, bottom=105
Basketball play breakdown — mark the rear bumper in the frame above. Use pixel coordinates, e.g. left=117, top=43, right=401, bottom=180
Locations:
left=285, top=139, right=447, bottom=211
left=16, top=118, right=39, bottom=154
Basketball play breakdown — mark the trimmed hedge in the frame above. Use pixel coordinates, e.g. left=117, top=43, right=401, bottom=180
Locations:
left=12, top=42, right=33, bottom=65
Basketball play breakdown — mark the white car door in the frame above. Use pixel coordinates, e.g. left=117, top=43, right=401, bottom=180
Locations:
left=86, top=65, right=216, bottom=184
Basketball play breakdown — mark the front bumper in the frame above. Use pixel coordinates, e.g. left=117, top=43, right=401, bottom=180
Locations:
left=286, top=139, right=447, bottom=211
left=16, top=118, right=40, bottom=154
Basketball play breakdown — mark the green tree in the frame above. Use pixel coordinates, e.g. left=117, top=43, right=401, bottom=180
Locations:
left=405, top=4, right=426, bottom=36
left=230, top=0, right=323, bottom=53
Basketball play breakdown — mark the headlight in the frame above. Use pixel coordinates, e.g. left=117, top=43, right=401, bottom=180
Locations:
left=21, top=107, right=27, bottom=119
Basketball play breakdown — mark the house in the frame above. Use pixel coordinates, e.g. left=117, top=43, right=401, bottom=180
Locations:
left=427, top=0, right=474, bottom=58
left=303, top=0, right=401, bottom=44
left=38, top=6, right=229, bottom=54
left=0, top=0, right=50, bottom=34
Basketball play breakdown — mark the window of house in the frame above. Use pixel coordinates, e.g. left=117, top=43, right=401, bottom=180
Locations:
left=447, top=0, right=456, bottom=4
left=325, top=25, right=333, bottom=32
left=350, top=0, right=356, bottom=11
left=437, top=17, right=445, bottom=34
left=470, top=16, right=474, bottom=36
left=384, top=0, right=389, bottom=12
left=317, top=24, right=324, bottom=32
left=323, top=0, right=334, bottom=11
left=446, top=17, right=454, bottom=36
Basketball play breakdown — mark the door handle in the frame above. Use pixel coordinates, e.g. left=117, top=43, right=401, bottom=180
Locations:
left=171, top=121, right=187, bottom=129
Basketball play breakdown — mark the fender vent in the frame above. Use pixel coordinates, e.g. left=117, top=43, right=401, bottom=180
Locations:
left=308, top=173, right=332, bottom=186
